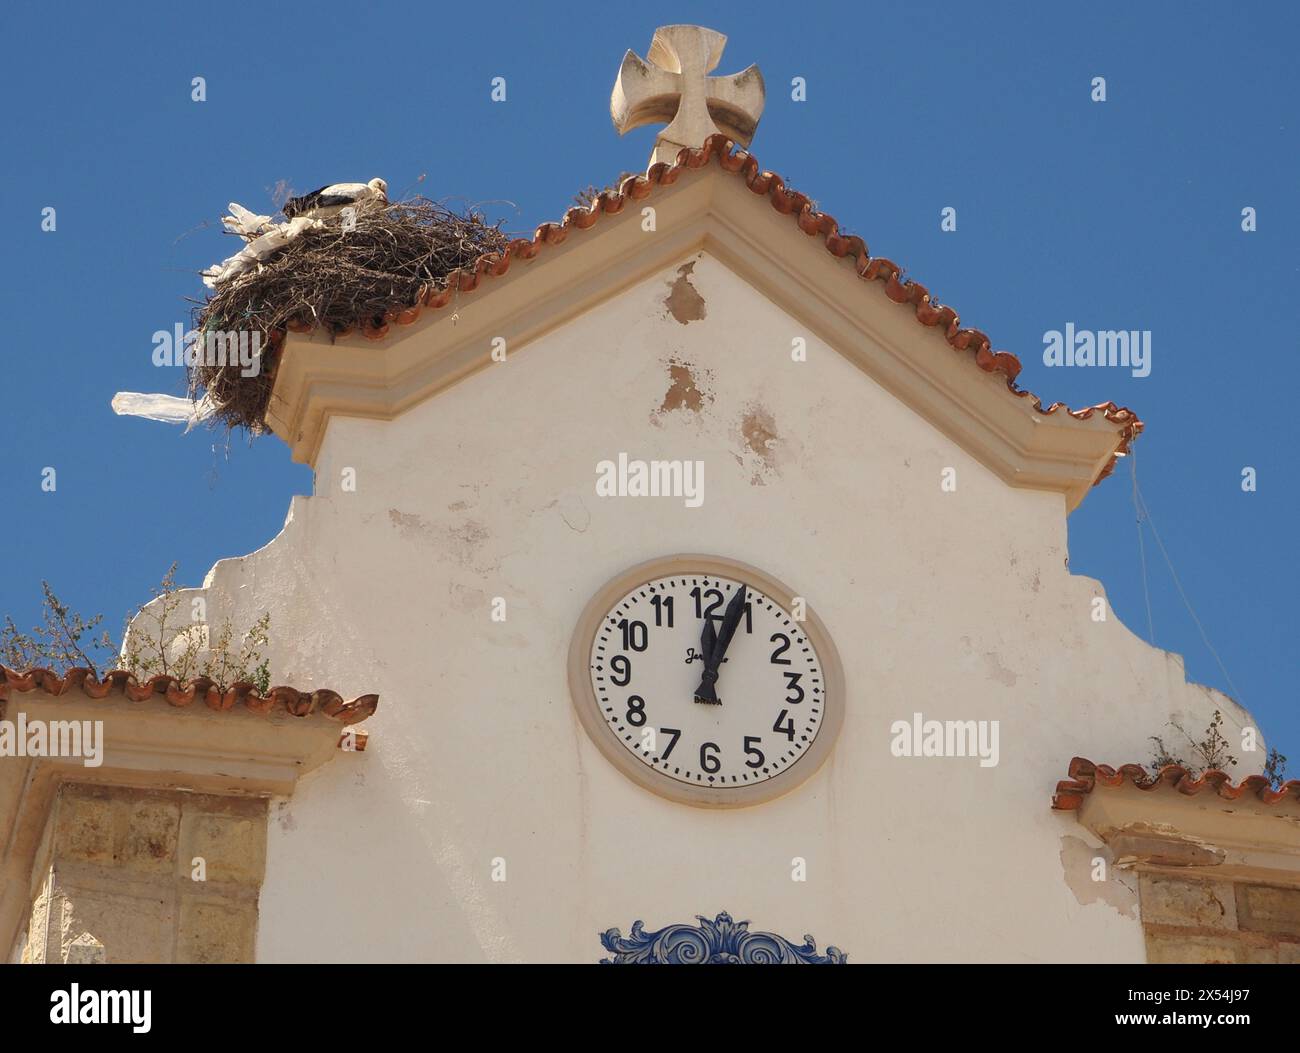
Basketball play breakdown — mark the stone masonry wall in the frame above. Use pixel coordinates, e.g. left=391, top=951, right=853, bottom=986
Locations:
left=1140, top=874, right=1300, bottom=964
left=22, top=783, right=267, bottom=964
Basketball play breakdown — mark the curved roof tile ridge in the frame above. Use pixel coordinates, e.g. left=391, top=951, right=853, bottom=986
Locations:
left=0, top=665, right=378, bottom=725
left=1052, top=756, right=1300, bottom=810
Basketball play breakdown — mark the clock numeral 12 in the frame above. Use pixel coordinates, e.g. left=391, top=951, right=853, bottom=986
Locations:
left=691, top=587, right=752, bottom=632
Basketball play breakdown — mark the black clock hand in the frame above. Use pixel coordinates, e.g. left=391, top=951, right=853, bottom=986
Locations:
left=699, top=615, right=717, bottom=666
left=693, top=584, right=747, bottom=705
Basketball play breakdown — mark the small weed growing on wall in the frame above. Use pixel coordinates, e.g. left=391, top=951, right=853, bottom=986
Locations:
left=1149, top=709, right=1237, bottom=776
left=1264, top=747, right=1290, bottom=789
left=1146, top=708, right=1288, bottom=787
left=1, top=581, right=117, bottom=679
left=2, top=564, right=272, bottom=693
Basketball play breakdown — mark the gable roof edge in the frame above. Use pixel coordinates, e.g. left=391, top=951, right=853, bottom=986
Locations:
left=265, top=137, right=1141, bottom=511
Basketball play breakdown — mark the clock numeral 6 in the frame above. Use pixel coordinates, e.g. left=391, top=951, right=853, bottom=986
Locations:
left=700, top=741, right=721, bottom=774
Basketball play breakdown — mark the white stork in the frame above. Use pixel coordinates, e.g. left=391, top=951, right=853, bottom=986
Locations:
left=282, top=177, right=388, bottom=219
left=201, top=177, right=389, bottom=288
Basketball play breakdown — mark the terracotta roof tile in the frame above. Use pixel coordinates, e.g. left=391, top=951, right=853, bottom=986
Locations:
left=1052, top=756, right=1300, bottom=810
left=284, top=135, right=1141, bottom=487
left=0, top=665, right=378, bottom=726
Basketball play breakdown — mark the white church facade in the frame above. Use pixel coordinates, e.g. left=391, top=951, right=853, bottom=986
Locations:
left=3, top=26, right=1298, bottom=965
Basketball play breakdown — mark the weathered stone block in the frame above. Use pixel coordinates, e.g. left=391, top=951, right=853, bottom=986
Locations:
left=1242, top=943, right=1279, bottom=964
left=1278, top=941, right=1300, bottom=964
left=1145, top=931, right=1246, bottom=964
left=27, top=785, right=270, bottom=964
left=178, top=804, right=266, bottom=886
left=26, top=880, right=51, bottom=964
left=55, top=791, right=117, bottom=863
left=64, top=932, right=105, bottom=964
left=55, top=884, right=174, bottom=964
left=122, top=797, right=181, bottom=873
left=1140, top=875, right=1235, bottom=930
left=1236, top=884, right=1300, bottom=937
left=176, top=898, right=257, bottom=963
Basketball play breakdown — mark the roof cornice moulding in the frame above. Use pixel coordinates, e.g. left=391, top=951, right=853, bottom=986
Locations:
left=1054, top=760, right=1300, bottom=887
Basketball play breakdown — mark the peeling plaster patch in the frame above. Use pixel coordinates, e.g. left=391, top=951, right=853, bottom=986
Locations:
left=742, top=406, right=778, bottom=462
left=1059, top=835, right=1138, bottom=918
left=388, top=508, right=430, bottom=538
left=983, top=651, right=1018, bottom=687
left=448, top=582, right=486, bottom=614
left=390, top=509, right=495, bottom=571
left=737, top=404, right=780, bottom=485
left=441, top=520, right=492, bottom=569
left=658, top=359, right=713, bottom=415
left=663, top=261, right=707, bottom=324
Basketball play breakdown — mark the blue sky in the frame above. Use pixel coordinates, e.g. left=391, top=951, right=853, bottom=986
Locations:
left=1, top=1, right=1295, bottom=766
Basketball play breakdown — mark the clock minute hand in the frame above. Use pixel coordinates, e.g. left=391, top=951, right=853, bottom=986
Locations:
left=693, top=584, right=748, bottom=706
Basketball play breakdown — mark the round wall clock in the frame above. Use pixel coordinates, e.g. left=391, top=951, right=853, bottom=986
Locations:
left=568, top=554, right=845, bottom=807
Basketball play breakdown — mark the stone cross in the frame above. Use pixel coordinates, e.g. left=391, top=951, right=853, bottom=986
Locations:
left=611, top=25, right=765, bottom=167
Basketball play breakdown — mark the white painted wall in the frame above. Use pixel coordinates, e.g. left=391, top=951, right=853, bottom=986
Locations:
left=145, top=254, right=1256, bottom=962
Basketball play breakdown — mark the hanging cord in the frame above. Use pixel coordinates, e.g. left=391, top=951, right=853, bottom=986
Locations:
left=1130, top=452, right=1156, bottom=644
left=1130, top=448, right=1245, bottom=702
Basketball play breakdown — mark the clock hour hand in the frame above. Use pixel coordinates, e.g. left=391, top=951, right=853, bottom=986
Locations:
left=693, top=584, right=748, bottom=705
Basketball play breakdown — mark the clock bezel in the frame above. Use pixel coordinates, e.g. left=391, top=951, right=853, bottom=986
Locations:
left=567, top=554, right=846, bottom=809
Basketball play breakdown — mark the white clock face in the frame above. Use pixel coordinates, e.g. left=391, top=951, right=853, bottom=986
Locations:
left=585, top=571, right=829, bottom=797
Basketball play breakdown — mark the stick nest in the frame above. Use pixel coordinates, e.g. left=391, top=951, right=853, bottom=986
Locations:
left=191, top=198, right=510, bottom=432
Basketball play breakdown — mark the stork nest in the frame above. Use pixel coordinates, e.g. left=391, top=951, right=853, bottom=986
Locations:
left=191, top=198, right=511, bottom=432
